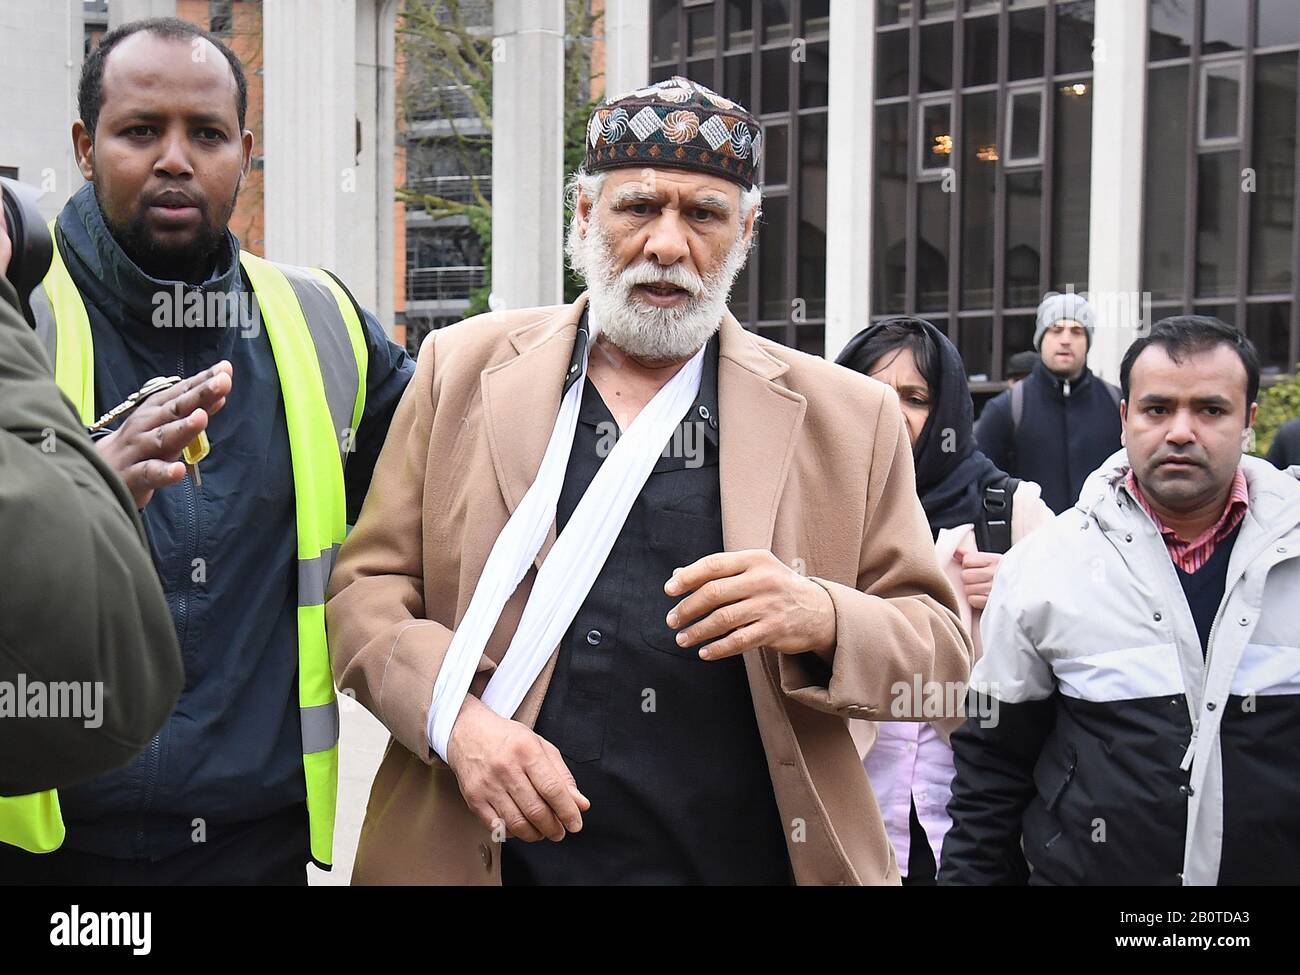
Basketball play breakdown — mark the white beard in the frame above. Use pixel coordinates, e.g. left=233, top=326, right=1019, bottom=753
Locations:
left=567, top=213, right=750, bottom=362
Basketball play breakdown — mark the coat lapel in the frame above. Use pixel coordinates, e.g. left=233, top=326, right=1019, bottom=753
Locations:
left=480, top=300, right=806, bottom=571
left=480, top=296, right=587, bottom=570
left=716, top=313, right=807, bottom=553
left=714, top=314, right=810, bottom=768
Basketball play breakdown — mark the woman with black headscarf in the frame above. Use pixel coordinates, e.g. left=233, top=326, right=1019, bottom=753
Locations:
left=836, top=316, right=1053, bottom=885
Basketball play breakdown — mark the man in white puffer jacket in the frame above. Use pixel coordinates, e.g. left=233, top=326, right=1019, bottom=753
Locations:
left=942, top=316, right=1300, bottom=886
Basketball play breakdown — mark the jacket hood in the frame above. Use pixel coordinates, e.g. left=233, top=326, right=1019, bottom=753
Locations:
left=835, top=316, right=1005, bottom=533
left=1077, top=446, right=1300, bottom=533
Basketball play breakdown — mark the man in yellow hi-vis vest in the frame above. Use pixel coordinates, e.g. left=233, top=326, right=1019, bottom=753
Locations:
left=0, top=16, right=414, bottom=884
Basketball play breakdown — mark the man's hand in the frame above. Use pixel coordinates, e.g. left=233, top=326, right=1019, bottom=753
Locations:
left=665, top=550, right=837, bottom=662
left=446, top=694, right=589, bottom=843
left=96, top=361, right=233, bottom=509
left=958, top=549, right=1002, bottom=610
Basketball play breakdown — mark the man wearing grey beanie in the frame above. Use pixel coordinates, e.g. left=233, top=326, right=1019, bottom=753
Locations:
left=974, top=292, right=1122, bottom=513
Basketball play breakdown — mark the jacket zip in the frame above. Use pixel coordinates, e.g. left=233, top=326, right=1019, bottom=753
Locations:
left=137, top=331, right=198, bottom=852
left=1116, top=483, right=1207, bottom=775
left=1181, top=528, right=1298, bottom=772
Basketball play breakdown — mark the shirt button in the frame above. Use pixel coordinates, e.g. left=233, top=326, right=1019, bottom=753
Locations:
left=1153, top=611, right=1162, bottom=622
left=1124, top=533, right=1133, bottom=543
left=1206, top=701, right=1216, bottom=711
left=1179, top=784, right=1194, bottom=797
left=1239, top=616, right=1250, bottom=626
left=698, top=405, right=711, bottom=421
left=586, top=629, right=602, bottom=646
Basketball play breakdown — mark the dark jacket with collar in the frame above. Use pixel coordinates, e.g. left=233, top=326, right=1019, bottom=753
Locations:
left=974, top=358, right=1122, bottom=514
left=51, top=183, right=414, bottom=859
left=1266, top=417, right=1300, bottom=471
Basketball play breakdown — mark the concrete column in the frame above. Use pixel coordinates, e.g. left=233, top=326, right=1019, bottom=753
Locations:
left=349, top=0, right=385, bottom=313
left=0, top=1, right=84, bottom=222
left=1086, top=0, right=1148, bottom=384
left=490, top=0, right=565, bottom=311
left=601, top=0, right=649, bottom=101
left=108, top=0, right=175, bottom=27
left=371, top=0, right=399, bottom=329
left=263, top=0, right=358, bottom=274
left=822, top=0, right=874, bottom=361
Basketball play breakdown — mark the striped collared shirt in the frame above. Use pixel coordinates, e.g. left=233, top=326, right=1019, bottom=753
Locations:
left=1125, top=468, right=1250, bottom=573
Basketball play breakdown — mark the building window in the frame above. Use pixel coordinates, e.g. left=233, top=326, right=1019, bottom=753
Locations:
left=1143, top=0, right=1300, bottom=377
left=649, top=0, right=830, bottom=355
left=405, top=139, right=492, bottom=205
left=871, top=0, right=1096, bottom=387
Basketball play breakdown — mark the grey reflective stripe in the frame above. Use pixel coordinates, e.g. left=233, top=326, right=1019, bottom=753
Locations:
left=301, top=699, right=340, bottom=754
left=298, top=542, right=341, bottom=607
left=30, top=285, right=56, bottom=367
left=275, top=263, right=360, bottom=465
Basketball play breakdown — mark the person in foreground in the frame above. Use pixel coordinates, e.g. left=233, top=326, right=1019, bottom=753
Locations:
left=942, top=316, right=1300, bottom=885
left=327, top=77, right=972, bottom=885
left=0, top=17, right=414, bottom=884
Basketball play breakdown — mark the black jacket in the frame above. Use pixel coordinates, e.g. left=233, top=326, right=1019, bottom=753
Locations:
left=1266, top=417, right=1300, bottom=470
left=51, top=184, right=415, bottom=859
left=974, top=359, right=1122, bottom=514
left=0, top=273, right=182, bottom=796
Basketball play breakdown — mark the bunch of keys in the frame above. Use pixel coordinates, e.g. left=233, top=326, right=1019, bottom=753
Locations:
left=89, top=375, right=211, bottom=487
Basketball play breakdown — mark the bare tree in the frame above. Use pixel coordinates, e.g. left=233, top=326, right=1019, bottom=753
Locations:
left=396, top=0, right=603, bottom=313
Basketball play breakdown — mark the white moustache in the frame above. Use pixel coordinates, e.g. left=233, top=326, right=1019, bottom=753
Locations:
left=620, top=262, right=704, bottom=298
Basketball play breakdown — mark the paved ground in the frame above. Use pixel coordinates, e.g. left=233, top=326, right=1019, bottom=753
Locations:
left=307, top=695, right=391, bottom=886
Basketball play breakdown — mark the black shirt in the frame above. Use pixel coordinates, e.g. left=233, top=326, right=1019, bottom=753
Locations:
left=500, top=329, right=791, bottom=885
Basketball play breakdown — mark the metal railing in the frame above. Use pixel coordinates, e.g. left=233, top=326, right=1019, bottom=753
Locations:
left=405, top=174, right=492, bottom=205
left=406, top=265, right=487, bottom=301
left=427, top=0, right=493, bottom=29
left=407, top=85, right=482, bottom=123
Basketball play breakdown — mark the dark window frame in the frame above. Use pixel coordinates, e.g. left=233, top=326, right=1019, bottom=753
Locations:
left=1141, top=0, right=1300, bottom=378
left=870, top=0, right=1095, bottom=389
left=649, top=0, right=829, bottom=353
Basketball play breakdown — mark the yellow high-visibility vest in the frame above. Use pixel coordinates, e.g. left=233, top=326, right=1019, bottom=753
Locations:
left=0, top=226, right=367, bottom=866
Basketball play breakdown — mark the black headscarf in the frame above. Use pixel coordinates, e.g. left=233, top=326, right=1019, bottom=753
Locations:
left=836, top=317, right=1007, bottom=536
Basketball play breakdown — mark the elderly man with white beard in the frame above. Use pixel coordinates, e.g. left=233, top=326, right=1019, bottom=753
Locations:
left=325, top=77, right=971, bottom=885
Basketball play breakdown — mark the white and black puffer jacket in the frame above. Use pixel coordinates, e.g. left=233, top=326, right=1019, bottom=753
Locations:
left=940, top=450, right=1300, bottom=886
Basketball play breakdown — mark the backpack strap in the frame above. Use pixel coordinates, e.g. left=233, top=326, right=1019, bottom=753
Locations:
left=974, top=475, right=1020, bottom=554
left=1002, top=381, right=1025, bottom=477
left=1011, top=379, right=1025, bottom=430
